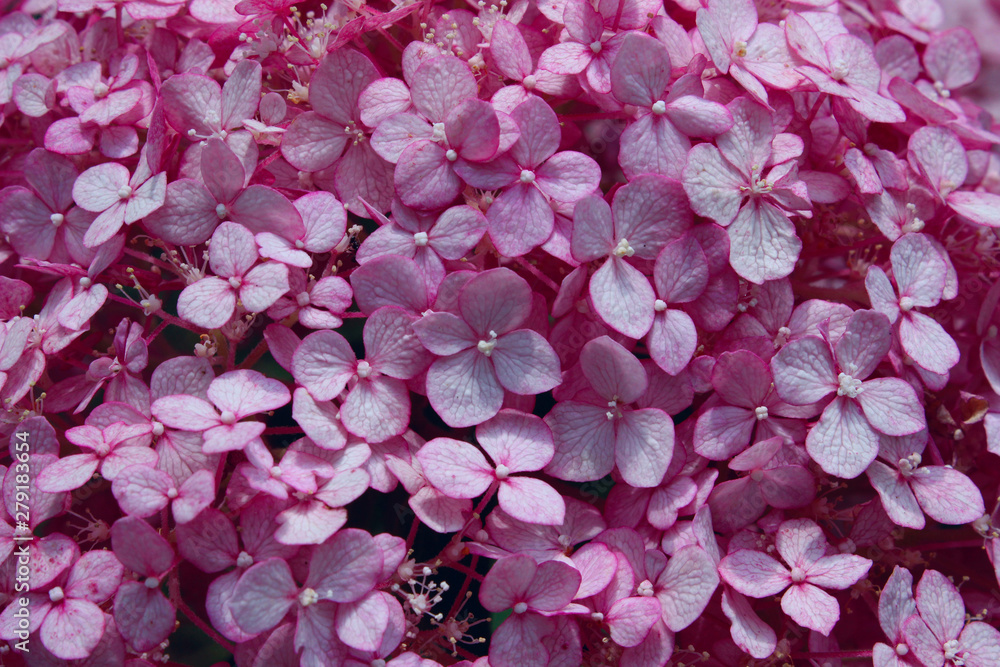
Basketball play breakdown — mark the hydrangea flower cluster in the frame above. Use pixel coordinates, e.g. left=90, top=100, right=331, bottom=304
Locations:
left=2, top=0, right=1000, bottom=665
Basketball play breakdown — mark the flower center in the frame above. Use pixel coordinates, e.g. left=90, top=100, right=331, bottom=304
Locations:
left=151, top=421, right=165, bottom=437
left=167, top=487, right=178, bottom=499
left=431, top=122, right=447, bottom=143
left=513, top=601, right=528, bottom=614
left=228, top=276, right=243, bottom=290
left=118, top=186, right=132, bottom=200
left=220, top=410, right=237, bottom=425
left=755, top=406, right=769, bottom=420
left=216, top=203, right=228, bottom=219
left=237, top=551, right=254, bottom=568
left=613, top=238, right=635, bottom=258
left=50, top=213, right=64, bottom=227
left=653, top=299, right=667, bottom=312
left=837, top=372, right=863, bottom=398
left=49, top=586, right=65, bottom=603
left=445, top=149, right=458, bottom=162
left=898, top=453, right=922, bottom=476
left=356, top=360, right=372, bottom=378
left=93, top=81, right=109, bottom=98
left=270, top=465, right=282, bottom=478
left=831, top=59, right=850, bottom=81
left=943, top=639, right=961, bottom=661
left=733, top=40, right=748, bottom=58
left=790, top=567, right=806, bottom=583
left=413, top=231, right=429, bottom=247
left=591, top=611, right=604, bottom=622
left=296, top=291, right=311, bottom=307
left=636, top=580, right=654, bottom=597
left=651, top=100, right=667, bottom=115
left=590, top=40, right=602, bottom=54
left=145, top=577, right=159, bottom=589
left=477, top=330, right=498, bottom=357
left=299, top=587, right=319, bottom=607
left=522, top=74, right=536, bottom=90
left=519, top=169, right=535, bottom=184
left=750, top=470, right=765, bottom=482
left=896, top=643, right=909, bottom=656
left=899, top=296, right=914, bottom=312
left=495, top=464, right=510, bottom=480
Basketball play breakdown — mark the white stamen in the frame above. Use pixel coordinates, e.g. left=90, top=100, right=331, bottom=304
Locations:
left=836, top=372, right=863, bottom=398
left=49, top=586, right=65, bottom=603
left=216, top=203, right=228, bottom=219
left=118, top=186, right=132, bottom=199
left=495, top=464, right=510, bottom=480
left=431, top=122, right=447, bottom=143
left=898, top=453, right=922, bottom=476
left=220, top=410, right=237, bottom=425
left=899, top=296, right=914, bottom=312
left=237, top=551, right=254, bottom=568
left=413, top=231, right=429, bottom=247
left=590, top=41, right=602, bottom=54
left=299, top=588, right=319, bottom=607
left=477, top=330, right=498, bottom=356
left=296, top=291, right=311, bottom=307
left=50, top=213, right=64, bottom=227
left=613, top=238, right=635, bottom=258
left=755, top=406, right=769, bottom=420
left=522, top=74, right=536, bottom=90
left=895, top=643, right=909, bottom=656
left=636, top=580, right=654, bottom=597
left=167, top=487, right=178, bottom=499
left=790, top=567, right=806, bottom=583
left=519, top=169, right=535, bottom=184
left=653, top=299, right=667, bottom=312
left=152, top=421, right=165, bottom=437
left=356, top=360, right=372, bottom=378
left=651, top=100, right=667, bottom=115
left=228, top=276, right=243, bottom=289
left=445, top=149, right=458, bottom=162
left=144, top=577, right=159, bottom=589
left=512, top=602, right=528, bottom=614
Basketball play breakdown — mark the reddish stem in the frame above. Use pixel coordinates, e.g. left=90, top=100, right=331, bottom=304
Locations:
left=515, top=256, right=560, bottom=293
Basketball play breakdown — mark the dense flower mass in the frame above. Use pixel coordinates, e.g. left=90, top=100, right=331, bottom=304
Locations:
left=2, top=0, right=1000, bottom=664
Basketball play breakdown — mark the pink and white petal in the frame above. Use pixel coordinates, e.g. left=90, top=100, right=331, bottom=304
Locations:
left=609, top=33, right=670, bottom=108
left=656, top=545, right=720, bottom=631
left=240, top=262, right=290, bottom=312
left=409, top=486, right=470, bottom=533
left=891, top=233, right=946, bottom=306
left=770, top=336, right=837, bottom=404
left=477, top=410, right=554, bottom=472
left=806, top=397, right=879, bottom=479
left=359, top=78, right=412, bottom=128
left=654, top=235, right=709, bottom=304
left=491, top=329, right=561, bottom=395
left=489, top=614, right=553, bottom=667
left=619, top=114, right=691, bottom=181
left=570, top=196, right=614, bottom=262
left=959, top=622, right=1000, bottom=667
left=412, top=312, right=478, bottom=356
left=425, top=349, right=504, bottom=428
left=416, top=437, right=494, bottom=499
left=727, top=201, right=801, bottom=283
left=281, top=113, right=349, bottom=172
left=487, top=183, right=555, bottom=257
left=111, top=465, right=170, bottom=517
left=718, top=550, right=791, bottom=598
left=35, top=454, right=99, bottom=493
left=230, top=559, right=297, bottom=634
left=151, top=394, right=220, bottom=430
left=41, top=598, right=104, bottom=659
left=177, top=277, right=236, bottom=329
left=611, top=174, right=692, bottom=256
left=910, top=466, right=985, bottom=526
left=780, top=583, right=840, bottom=635
left=538, top=42, right=592, bottom=75
left=805, top=554, right=872, bottom=589
left=141, top=179, right=219, bottom=246
left=341, top=377, right=410, bottom=444
left=202, top=422, right=267, bottom=454
left=579, top=335, right=648, bottom=403
left=914, top=569, right=964, bottom=645
left=535, top=152, right=600, bottom=203
left=395, top=141, right=461, bottom=211
left=409, top=56, right=477, bottom=123
left=903, top=615, right=947, bottom=667
left=350, top=254, right=431, bottom=315
left=589, top=256, right=656, bottom=339
left=607, top=596, right=661, bottom=647
left=499, top=476, right=565, bottom=525
left=124, top=172, right=166, bottom=224
left=458, top=268, right=532, bottom=336
left=72, top=163, right=130, bottom=212
left=173, top=469, right=215, bottom=523
left=480, top=555, right=537, bottom=612
left=866, top=460, right=925, bottom=529
left=947, top=191, right=1000, bottom=228
left=208, top=222, right=258, bottom=278
left=856, top=377, right=926, bottom=436
left=694, top=407, right=755, bottom=461
left=292, top=330, right=357, bottom=401
left=113, top=583, right=175, bottom=652
left=899, top=312, right=959, bottom=374
left=429, top=205, right=487, bottom=259
left=648, top=309, right=698, bottom=376
left=865, top=266, right=901, bottom=323
left=230, top=186, right=305, bottom=240
left=544, top=402, right=617, bottom=482
left=209, top=369, right=290, bottom=416
left=447, top=99, right=501, bottom=162
left=721, top=589, right=777, bottom=659
left=336, top=592, right=391, bottom=652
left=615, top=408, right=674, bottom=488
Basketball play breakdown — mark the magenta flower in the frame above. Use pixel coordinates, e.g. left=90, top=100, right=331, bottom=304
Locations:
left=537, top=0, right=628, bottom=94
left=112, top=466, right=215, bottom=524
left=902, top=569, right=1000, bottom=667
left=545, top=336, right=675, bottom=488
left=176, top=222, right=290, bottom=330
left=151, top=369, right=290, bottom=453
left=571, top=175, right=691, bottom=339
left=292, top=306, right=430, bottom=442
left=71, top=153, right=166, bottom=248
left=866, top=431, right=984, bottom=529
left=111, top=517, right=177, bottom=652
left=36, top=422, right=156, bottom=492
left=610, top=33, right=733, bottom=181
left=489, top=20, right=577, bottom=110
left=479, top=555, right=582, bottom=667
left=160, top=59, right=262, bottom=141
left=771, top=309, right=927, bottom=478
left=719, top=518, right=872, bottom=635
left=456, top=96, right=599, bottom=256
left=417, top=410, right=565, bottom=525
left=683, top=96, right=808, bottom=283
left=412, top=268, right=561, bottom=427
